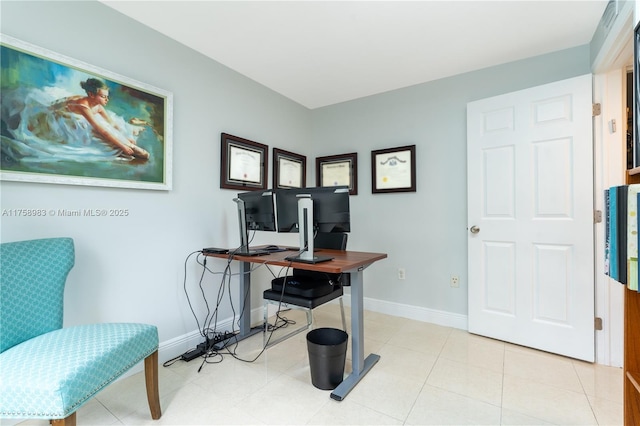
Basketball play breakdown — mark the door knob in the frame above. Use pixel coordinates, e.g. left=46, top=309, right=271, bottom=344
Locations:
left=470, top=226, right=480, bottom=234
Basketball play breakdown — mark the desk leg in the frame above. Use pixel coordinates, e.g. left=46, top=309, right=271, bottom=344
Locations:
left=330, top=268, right=380, bottom=401
left=237, top=260, right=263, bottom=341
left=238, top=260, right=251, bottom=337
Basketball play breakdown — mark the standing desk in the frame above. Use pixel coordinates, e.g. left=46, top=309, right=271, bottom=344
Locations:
left=204, top=248, right=387, bottom=401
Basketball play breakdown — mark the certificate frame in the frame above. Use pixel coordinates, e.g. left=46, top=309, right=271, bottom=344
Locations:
left=371, top=145, right=416, bottom=194
left=273, top=148, right=306, bottom=189
left=316, top=152, right=358, bottom=195
left=220, top=133, right=268, bottom=191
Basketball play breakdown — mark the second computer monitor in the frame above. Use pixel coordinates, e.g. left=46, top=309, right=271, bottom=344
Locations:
left=275, top=186, right=350, bottom=233
left=237, top=190, right=276, bottom=232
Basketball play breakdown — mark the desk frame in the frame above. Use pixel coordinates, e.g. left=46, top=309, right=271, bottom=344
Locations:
left=331, top=263, right=379, bottom=400
left=205, top=248, right=386, bottom=400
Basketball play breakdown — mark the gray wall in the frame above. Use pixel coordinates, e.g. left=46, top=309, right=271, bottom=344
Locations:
left=310, top=46, right=591, bottom=318
left=0, top=1, right=311, bottom=353
left=1, top=1, right=592, bottom=358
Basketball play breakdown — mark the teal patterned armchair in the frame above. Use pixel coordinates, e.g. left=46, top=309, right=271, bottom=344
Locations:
left=0, top=237, right=161, bottom=425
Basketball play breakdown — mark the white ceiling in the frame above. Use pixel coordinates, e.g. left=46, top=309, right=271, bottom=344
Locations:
left=101, top=1, right=608, bottom=109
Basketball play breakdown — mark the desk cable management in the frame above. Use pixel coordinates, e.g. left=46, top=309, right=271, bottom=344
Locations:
left=163, top=245, right=302, bottom=371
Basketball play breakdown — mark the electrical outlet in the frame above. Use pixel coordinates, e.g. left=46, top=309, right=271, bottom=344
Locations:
left=450, top=275, right=459, bottom=288
left=398, top=268, right=406, bottom=280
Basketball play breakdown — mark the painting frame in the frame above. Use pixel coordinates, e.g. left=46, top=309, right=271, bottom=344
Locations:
left=371, top=145, right=416, bottom=194
left=0, top=34, right=173, bottom=191
left=315, top=152, right=358, bottom=195
left=273, top=148, right=306, bottom=189
left=220, top=133, right=268, bottom=191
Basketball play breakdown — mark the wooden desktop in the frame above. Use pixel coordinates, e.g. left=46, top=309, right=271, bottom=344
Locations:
left=203, top=247, right=387, bottom=401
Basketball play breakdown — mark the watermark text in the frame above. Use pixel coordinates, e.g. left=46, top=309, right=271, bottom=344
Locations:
left=2, top=208, right=130, bottom=217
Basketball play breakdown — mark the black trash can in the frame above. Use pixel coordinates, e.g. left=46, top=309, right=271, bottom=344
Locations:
left=306, top=327, right=348, bottom=390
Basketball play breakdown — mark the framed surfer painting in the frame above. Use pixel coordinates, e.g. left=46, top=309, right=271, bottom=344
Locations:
left=0, top=34, right=173, bottom=190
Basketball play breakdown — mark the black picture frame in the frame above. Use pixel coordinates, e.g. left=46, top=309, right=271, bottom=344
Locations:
left=316, top=152, right=358, bottom=195
left=220, top=133, right=268, bottom=191
left=371, top=145, right=416, bottom=194
left=273, top=148, right=306, bottom=189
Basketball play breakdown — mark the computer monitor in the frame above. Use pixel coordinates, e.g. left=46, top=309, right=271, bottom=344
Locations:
left=237, top=190, right=277, bottom=232
left=274, top=186, right=350, bottom=263
left=233, top=190, right=275, bottom=256
left=275, top=186, right=350, bottom=233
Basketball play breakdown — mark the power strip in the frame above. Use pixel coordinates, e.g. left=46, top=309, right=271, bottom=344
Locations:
left=181, top=347, right=205, bottom=362
left=200, top=331, right=238, bottom=352
left=181, top=331, right=238, bottom=362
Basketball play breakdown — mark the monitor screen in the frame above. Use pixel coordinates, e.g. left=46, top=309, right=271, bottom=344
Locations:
left=237, top=190, right=276, bottom=231
left=275, top=186, right=350, bottom=233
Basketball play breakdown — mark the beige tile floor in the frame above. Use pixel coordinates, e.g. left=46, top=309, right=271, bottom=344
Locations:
left=14, top=304, right=623, bottom=425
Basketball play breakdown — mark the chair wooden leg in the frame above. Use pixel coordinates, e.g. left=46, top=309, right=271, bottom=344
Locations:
left=144, top=350, right=162, bottom=419
left=51, top=412, right=76, bottom=426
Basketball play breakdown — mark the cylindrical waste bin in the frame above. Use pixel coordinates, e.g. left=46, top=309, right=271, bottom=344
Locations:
left=306, top=327, right=348, bottom=390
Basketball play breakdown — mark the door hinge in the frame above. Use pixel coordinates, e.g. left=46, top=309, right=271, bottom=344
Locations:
left=593, top=103, right=601, bottom=116
left=594, top=210, right=603, bottom=223
left=595, top=317, right=603, bottom=331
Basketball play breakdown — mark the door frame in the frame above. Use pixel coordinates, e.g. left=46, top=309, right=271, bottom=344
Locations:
left=591, top=1, right=634, bottom=367
left=593, top=69, right=626, bottom=367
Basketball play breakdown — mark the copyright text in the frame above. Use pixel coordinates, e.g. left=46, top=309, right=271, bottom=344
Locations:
left=2, top=209, right=130, bottom=217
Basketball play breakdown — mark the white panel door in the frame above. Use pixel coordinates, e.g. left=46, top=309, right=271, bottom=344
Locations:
left=467, top=74, right=594, bottom=362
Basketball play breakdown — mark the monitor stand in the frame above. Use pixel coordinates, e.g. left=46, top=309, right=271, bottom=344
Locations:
left=285, top=195, right=334, bottom=264
left=233, top=197, right=269, bottom=257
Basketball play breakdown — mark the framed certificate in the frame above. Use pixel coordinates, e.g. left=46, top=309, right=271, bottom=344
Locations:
left=316, top=152, right=358, bottom=195
left=371, top=145, right=416, bottom=193
left=273, top=148, right=306, bottom=189
left=220, top=133, right=268, bottom=191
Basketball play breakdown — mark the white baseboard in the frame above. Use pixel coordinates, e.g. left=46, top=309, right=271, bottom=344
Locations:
left=121, top=317, right=238, bottom=378
left=155, top=296, right=467, bottom=364
left=158, top=317, right=237, bottom=363
left=343, top=294, right=468, bottom=330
